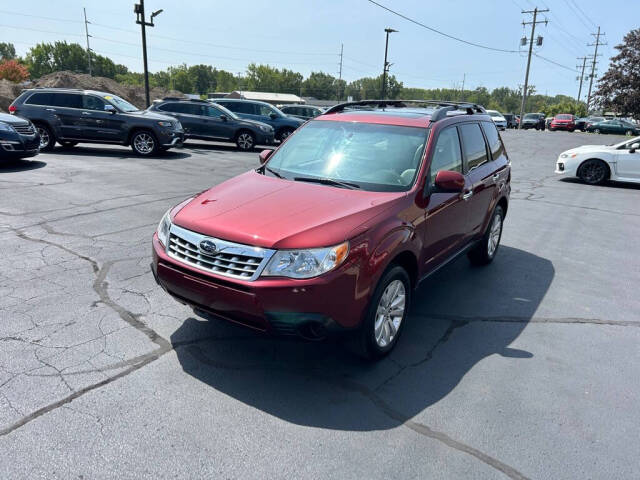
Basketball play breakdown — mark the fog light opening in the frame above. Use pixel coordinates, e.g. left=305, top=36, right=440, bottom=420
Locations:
left=298, top=322, right=327, bottom=341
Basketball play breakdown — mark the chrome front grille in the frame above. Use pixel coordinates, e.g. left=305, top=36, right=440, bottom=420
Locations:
left=167, top=224, right=274, bottom=281
left=13, top=124, right=35, bottom=135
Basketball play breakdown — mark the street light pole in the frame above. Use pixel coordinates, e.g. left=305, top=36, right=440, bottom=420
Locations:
left=381, top=28, right=397, bottom=100
left=134, top=0, right=163, bottom=108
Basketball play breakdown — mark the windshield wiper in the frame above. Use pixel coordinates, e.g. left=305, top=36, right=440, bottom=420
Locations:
left=293, top=176, right=360, bottom=189
left=264, top=166, right=286, bottom=179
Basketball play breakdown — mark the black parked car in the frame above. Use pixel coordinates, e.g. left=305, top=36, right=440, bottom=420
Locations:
left=521, top=112, right=546, bottom=130
left=213, top=99, right=304, bottom=142
left=279, top=104, right=325, bottom=120
left=502, top=113, right=518, bottom=129
left=9, top=88, right=184, bottom=156
left=148, top=98, right=274, bottom=150
left=0, top=112, right=40, bottom=160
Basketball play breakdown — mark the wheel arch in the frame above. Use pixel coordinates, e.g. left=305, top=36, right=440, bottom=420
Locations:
left=126, top=126, right=157, bottom=146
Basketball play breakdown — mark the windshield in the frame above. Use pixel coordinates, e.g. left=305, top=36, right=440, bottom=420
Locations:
left=106, top=95, right=139, bottom=112
left=524, top=114, right=538, bottom=119
left=615, top=136, right=640, bottom=148
left=487, top=111, right=502, bottom=118
left=557, top=114, right=572, bottom=120
left=214, top=103, right=239, bottom=120
left=265, top=120, right=429, bottom=192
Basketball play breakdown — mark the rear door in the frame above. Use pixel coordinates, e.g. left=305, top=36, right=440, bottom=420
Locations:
left=50, top=93, right=83, bottom=138
left=421, top=125, right=470, bottom=270
left=458, top=122, right=496, bottom=237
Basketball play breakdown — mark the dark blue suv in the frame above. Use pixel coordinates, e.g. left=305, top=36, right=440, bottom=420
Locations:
left=148, top=99, right=274, bottom=151
left=213, top=99, right=304, bottom=142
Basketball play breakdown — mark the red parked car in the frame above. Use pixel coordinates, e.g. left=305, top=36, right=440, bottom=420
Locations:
left=549, top=114, right=576, bottom=132
left=152, top=100, right=511, bottom=358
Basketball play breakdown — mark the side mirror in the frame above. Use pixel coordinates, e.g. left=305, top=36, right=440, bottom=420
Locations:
left=630, top=143, right=639, bottom=153
left=269, top=112, right=278, bottom=120
left=434, top=170, right=465, bottom=192
left=258, top=149, right=273, bottom=165
left=220, top=114, right=227, bottom=122
left=104, top=104, right=116, bottom=114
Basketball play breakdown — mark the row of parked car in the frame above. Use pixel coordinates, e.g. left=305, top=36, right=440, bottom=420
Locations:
left=1, top=87, right=332, bottom=159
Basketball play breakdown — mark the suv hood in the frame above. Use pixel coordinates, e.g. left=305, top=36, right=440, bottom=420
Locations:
left=0, top=112, right=29, bottom=126
left=128, top=110, right=175, bottom=122
left=173, top=170, right=403, bottom=249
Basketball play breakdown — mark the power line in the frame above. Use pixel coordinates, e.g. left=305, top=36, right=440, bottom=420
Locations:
left=568, top=0, right=597, bottom=28
left=366, top=0, right=520, bottom=53
left=561, top=0, right=592, bottom=33
left=533, top=53, right=577, bottom=72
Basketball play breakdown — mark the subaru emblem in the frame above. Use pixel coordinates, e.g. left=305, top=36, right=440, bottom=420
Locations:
left=199, top=239, right=217, bottom=255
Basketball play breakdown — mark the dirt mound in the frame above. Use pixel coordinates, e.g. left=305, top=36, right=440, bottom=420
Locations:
left=0, top=71, right=185, bottom=112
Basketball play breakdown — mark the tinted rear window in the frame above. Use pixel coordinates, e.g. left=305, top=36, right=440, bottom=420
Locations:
left=51, top=93, right=82, bottom=108
left=459, top=123, right=488, bottom=170
left=482, top=121, right=505, bottom=160
left=25, top=92, right=53, bottom=106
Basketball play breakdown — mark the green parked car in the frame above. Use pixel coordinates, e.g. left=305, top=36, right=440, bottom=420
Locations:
left=586, top=119, right=640, bottom=136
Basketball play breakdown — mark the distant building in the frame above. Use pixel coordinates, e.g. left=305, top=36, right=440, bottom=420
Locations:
left=301, top=97, right=341, bottom=108
left=207, top=92, right=229, bottom=99
left=226, top=91, right=304, bottom=105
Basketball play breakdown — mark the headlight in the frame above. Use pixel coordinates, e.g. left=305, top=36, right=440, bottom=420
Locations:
left=262, top=242, right=349, bottom=279
left=560, top=153, right=569, bottom=158
left=0, top=122, right=14, bottom=132
left=157, top=121, right=173, bottom=127
left=259, top=125, right=272, bottom=132
left=156, top=209, right=172, bottom=247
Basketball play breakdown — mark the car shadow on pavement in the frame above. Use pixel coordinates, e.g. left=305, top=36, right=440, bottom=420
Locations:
left=170, top=246, right=554, bottom=431
left=182, top=140, right=274, bottom=153
left=559, top=177, right=640, bottom=190
left=0, top=159, right=47, bottom=172
left=45, top=145, right=192, bottom=160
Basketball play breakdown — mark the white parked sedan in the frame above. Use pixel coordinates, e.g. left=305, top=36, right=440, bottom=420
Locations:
left=555, top=136, right=640, bottom=184
left=486, top=110, right=507, bottom=130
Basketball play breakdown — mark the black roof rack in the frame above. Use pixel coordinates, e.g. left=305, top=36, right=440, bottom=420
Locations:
left=323, top=99, right=486, bottom=123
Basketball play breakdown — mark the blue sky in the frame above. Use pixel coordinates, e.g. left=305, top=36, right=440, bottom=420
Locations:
left=1, top=0, right=636, bottom=97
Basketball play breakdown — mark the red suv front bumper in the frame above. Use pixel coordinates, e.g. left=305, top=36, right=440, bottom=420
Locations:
left=152, top=234, right=368, bottom=336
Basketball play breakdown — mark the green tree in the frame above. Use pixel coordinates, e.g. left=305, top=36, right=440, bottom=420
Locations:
left=594, top=28, right=640, bottom=116
left=172, top=69, right=194, bottom=93
left=301, top=72, right=338, bottom=99
left=0, top=42, right=16, bottom=61
left=188, top=64, right=216, bottom=95
left=245, top=64, right=303, bottom=94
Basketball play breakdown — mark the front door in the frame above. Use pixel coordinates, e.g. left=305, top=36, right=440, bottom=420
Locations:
left=616, top=142, right=640, bottom=179
left=421, top=125, right=469, bottom=272
left=81, top=95, right=126, bottom=142
left=202, top=105, right=234, bottom=139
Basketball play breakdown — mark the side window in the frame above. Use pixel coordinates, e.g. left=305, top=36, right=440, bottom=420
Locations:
left=83, top=95, right=106, bottom=111
left=158, top=103, right=178, bottom=112
left=25, top=92, right=53, bottom=105
left=204, top=105, right=224, bottom=118
left=459, top=123, right=489, bottom=170
left=481, top=121, right=505, bottom=160
left=258, top=104, right=274, bottom=116
left=51, top=93, right=82, bottom=109
left=429, top=126, right=462, bottom=184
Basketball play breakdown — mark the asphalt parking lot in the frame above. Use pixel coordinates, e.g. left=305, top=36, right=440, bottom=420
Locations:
left=1, top=130, right=639, bottom=479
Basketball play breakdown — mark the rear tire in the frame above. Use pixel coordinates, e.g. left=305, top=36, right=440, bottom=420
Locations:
left=578, top=159, right=608, bottom=185
left=130, top=130, right=159, bottom=156
left=277, top=128, right=294, bottom=142
left=349, top=265, right=411, bottom=360
left=35, top=124, right=55, bottom=151
left=468, top=205, right=504, bottom=266
left=594, top=128, right=601, bottom=134
left=625, top=130, right=634, bottom=136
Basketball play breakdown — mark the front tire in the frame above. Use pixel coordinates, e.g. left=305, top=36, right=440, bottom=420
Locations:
left=351, top=265, right=411, bottom=360
left=36, top=124, right=55, bottom=151
left=578, top=159, right=608, bottom=185
left=625, top=130, right=634, bottom=136
left=130, top=130, right=159, bottom=156
left=59, top=140, right=78, bottom=148
left=594, top=128, right=601, bottom=134
left=468, top=205, right=504, bottom=266
left=235, top=130, right=255, bottom=151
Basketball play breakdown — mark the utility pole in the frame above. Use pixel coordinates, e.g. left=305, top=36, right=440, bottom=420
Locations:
left=518, top=7, right=548, bottom=129
left=586, top=26, right=606, bottom=113
left=460, top=73, right=466, bottom=100
left=337, top=43, right=343, bottom=100
left=576, top=56, right=588, bottom=103
left=134, top=0, right=163, bottom=107
left=381, top=28, right=397, bottom=100
left=83, top=7, right=92, bottom=76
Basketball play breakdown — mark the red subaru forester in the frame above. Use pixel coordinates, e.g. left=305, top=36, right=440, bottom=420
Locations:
left=152, top=100, right=510, bottom=358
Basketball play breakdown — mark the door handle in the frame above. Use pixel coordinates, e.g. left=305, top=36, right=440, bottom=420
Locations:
left=81, top=111, right=91, bottom=115
left=462, top=190, right=473, bottom=200
left=45, top=108, right=56, bottom=112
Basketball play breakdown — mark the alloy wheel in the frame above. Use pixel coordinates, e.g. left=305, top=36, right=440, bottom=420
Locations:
left=487, top=213, right=502, bottom=257
left=37, top=127, right=50, bottom=149
left=237, top=133, right=254, bottom=150
left=133, top=133, right=155, bottom=154
left=581, top=160, right=606, bottom=184
left=374, top=280, right=406, bottom=348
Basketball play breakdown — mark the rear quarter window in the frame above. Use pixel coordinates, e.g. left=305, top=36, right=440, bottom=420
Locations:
left=481, top=121, right=505, bottom=160
left=25, top=92, right=53, bottom=106
left=459, top=123, right=489, bottom=170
